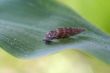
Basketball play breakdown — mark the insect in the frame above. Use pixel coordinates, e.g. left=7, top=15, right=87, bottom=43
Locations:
left=43, top=27, right=85, bottom=44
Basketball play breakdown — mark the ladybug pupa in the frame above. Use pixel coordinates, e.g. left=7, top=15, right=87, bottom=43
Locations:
left=43, top=27, right=85, bottom=44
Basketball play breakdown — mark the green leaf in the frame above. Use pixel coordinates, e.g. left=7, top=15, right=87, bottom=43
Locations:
left=0, top=0, right=110, bottom=63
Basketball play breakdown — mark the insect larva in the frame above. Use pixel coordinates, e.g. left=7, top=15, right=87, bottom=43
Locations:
left=43, top=27, right=85, bottom=44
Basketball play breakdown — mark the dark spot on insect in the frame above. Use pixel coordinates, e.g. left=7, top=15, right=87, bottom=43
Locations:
left=43, top=27, right=85, bottom=44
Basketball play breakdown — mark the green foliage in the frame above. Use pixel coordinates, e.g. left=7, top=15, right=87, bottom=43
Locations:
left=59, top=0, right=110, bottom=33
left=0, top=0, right=110, bottom=64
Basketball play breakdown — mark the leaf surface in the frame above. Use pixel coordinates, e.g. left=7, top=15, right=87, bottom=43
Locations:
left=0, top=0, right=110, bottom=63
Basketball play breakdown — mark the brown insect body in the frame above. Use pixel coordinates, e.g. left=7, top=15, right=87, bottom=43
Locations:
left=44, top=27, right=85, bottom=44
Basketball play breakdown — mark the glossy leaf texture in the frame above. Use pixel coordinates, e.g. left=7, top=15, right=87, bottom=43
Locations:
left=0, top=0, right=110, bottom=63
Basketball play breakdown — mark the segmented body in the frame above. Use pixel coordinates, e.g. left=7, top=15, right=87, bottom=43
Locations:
left=44, top=27, right=85, bottom=44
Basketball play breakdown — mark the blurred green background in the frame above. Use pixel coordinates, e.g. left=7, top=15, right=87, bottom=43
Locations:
left=59, top=0, right=110, bottom=34
left=0, top=0, right=110, bottom=73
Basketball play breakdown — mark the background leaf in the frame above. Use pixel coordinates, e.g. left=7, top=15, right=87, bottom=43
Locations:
left=59, top=0, right=110, bottom=33
left=0, top=0, right=110, bottom=63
